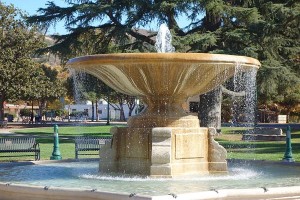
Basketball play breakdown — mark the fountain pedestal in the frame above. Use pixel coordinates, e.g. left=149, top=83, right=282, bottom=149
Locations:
left=100, top=116, right=227, bottom=177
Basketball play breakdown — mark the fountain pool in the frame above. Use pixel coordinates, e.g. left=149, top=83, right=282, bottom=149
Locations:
left=1, top=159, right=300, bottom=200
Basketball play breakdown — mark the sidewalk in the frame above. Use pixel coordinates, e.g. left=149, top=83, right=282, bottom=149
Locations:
left=0, top=128, right=13, bottom=134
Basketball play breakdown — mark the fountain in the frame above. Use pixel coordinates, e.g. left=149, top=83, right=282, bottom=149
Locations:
left=66, top=25, right=260, bottom=177
left=4, top=25, right=300, bottom=200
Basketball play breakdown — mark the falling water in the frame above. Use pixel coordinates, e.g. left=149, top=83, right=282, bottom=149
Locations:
left=69, top=69, right=87, bottom=104
left=155, top=24, right=175, bottom=53
left=154, top=24, right=175, bottom=119
left=231, top=64, right=258, bottom=127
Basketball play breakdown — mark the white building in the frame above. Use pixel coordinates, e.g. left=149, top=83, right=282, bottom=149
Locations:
left=64, top=99, right=139, bottom=121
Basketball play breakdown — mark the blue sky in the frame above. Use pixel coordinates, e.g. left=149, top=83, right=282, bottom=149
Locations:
left=2, top=0, right=68, bottom=34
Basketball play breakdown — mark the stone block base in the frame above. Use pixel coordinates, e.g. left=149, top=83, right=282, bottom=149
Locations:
left=99, top=126, right=227, bottom=177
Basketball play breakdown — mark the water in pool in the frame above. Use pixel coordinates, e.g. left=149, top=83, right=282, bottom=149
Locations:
left=0, top=160, right=300, bottom=196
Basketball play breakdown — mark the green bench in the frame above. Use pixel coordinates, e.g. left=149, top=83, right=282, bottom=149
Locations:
left=74, top=136, right=111, bottom=159
left=0, top=137, right=40, bottom=160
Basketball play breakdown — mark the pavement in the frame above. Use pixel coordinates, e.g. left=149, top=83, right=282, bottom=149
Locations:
left=0, top=128, right=13, bottom=134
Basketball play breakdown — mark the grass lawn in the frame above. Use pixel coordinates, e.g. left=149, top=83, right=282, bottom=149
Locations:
left=216, top=126, right=300, bottom=161
left=0, top=124, right=299, bottom=162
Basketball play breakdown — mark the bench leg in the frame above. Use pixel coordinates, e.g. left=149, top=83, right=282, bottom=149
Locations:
left=35, top=151, right=40, bottom=161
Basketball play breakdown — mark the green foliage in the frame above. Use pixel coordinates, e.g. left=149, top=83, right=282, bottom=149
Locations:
left=34, top=64, right=66, bottom=101
left=20, top=109, right=33, bottom=117
left=69, top=111, right=88, bottom=117
left=253, top=1, right=300, bottom=110
left=55, top=109, right=65, bottom=117
left=0, top=2, right=48, bottom=120
left=26, top=0, right=300, bottom=113
left=69, top=72, right=109, bottom=102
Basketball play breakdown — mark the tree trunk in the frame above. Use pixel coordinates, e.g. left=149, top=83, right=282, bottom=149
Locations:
left=0, top=95, right=5, bottom=121
left=95, top=99, right=99, bottom=121
left=198, top=85, right=247, bottom=133
left=30, top=101, right=34, bottom=124
left=127, top=97, right=136, bottom=117
left=286, top=109, right=291, bottom=123
left=119, top=104, right=126, bottom=121
left=39, top=100, right=47, bottom=120
left=198, top=87, right=222, bottom=133
left=91, top=101, right=95, bottom=121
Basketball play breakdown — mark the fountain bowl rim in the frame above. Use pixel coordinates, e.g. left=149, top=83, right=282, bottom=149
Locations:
left=67, top=53, right=260, bottom=68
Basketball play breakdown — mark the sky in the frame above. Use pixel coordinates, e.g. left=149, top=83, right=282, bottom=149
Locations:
left=2, top=0, right=68, bottom=34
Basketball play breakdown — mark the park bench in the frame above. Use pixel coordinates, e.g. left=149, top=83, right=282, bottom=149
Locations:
left=0, top=137, right=40, bottom=160
left=74, top=136, right=112, bottom=159
left=0, top=120, right=8, bottom=128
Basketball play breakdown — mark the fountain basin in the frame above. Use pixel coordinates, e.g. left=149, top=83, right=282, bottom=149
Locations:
left=1, top=159, right=300, bottom=200
left=67, top=53, right=260, bottom=124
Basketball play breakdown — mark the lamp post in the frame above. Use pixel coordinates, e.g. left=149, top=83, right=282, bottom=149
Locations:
left=282, top=126, right=294, bottom=162
left=50, top=124, right=62, bottom=160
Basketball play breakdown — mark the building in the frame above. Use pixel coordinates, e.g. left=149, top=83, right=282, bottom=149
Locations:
left=4, top=103, right=39, bottom=122
left=65, top=99, right=140, bottom=121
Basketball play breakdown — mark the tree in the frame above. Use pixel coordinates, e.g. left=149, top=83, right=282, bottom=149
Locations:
left=251, top=1, right=300, bottom=120
left=0, top=2, right=46, bottom=121
left=80, top=74, right=104, bottom=121
left=109, top=92, right=137, bottom=121
left=72, top=72, right=136, bottom=121
left=28, top=0, right=300, bottom=124
left=34, top=64, right=66, bottom=117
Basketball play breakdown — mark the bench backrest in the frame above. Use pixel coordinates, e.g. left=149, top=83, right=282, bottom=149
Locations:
left=75, top=136, right=111, bottom=149
left=0, top=120, right=8, bottom=127
left=0, top=137, right=36, bottom=150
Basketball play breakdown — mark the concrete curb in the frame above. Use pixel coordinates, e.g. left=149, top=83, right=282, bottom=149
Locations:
left=1, top=182, right=300, bottom=200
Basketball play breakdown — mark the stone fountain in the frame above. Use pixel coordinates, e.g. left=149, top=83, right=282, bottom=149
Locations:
left=67, top=26, right=260, bottom=177
left=3, top=26, right=300, bottom=200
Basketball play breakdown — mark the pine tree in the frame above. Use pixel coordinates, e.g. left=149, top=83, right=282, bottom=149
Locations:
left=27, top=0, right=300, bottom=123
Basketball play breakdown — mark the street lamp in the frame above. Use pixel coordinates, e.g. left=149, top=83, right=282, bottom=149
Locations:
left=50, top=124, right=62, bottom=160
left=282, top=126, right=295, bottom=162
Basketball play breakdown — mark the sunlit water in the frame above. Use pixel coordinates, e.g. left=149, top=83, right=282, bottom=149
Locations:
left=155, top=23, right=175, bottom=53
left=1, top=160, right=300, bottom=196
left=231, top=64, right=258, bottom=127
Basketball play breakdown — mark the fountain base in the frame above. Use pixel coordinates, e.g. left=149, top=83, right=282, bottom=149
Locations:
left=99, top=125, right=227, bottom=177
